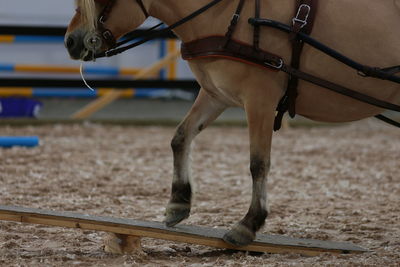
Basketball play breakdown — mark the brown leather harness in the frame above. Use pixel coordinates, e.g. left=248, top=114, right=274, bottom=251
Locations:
left=283, top=0, right=318, bottom=129
left=181, top=0, right=319, bottom=130
left=181, top=0, right=400, bottom=130
left=89, top=0, right=400, bottom=129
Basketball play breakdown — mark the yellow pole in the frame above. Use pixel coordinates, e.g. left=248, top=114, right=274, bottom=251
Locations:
left=167, top=40, right=178, bottom=80
left=71, top=49, right=181, bottom=119
left=0, top=35, right=15, bottom=43
left=11, top=64, right=141, bottom=75
left=0, top=88, right=32, bottom=97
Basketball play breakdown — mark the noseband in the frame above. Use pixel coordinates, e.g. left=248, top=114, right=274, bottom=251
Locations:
left=93, top=0, right=149, bottom=48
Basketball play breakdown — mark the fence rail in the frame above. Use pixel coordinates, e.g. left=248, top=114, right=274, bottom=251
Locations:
left=0, top=88, right=195, bottom=100
left=0, top=78, right=199, bottom=89
left=0, top=25, right=177, bottom=38
left=0, top=24, right=191, bottom=119
left=0, top=63, right=141, bottom=76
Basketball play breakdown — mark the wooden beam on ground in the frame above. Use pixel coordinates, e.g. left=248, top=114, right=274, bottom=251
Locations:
left=0, top=205, right=368, bottom=256
left=71, top=50, right=181, bottom=119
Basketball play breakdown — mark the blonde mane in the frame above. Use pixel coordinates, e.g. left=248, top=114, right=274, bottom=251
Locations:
left=77, top=0, right=98, bottom=31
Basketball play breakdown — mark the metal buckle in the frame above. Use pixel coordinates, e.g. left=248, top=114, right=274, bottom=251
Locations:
left=102, top=30, right=113, bottom=40
left=292, top=4, right=311, bottom=29
left=357, top=71, right=367, bottom=77
left=232, top=14, right=240, bottom=23
left=265, top=59, right=284, bottom=70
left=99, top=16, right=106, bottom=24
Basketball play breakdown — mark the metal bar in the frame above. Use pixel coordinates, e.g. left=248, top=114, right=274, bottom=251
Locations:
left=167, top=40, right=178, bottom=80
left=0, top=88, right=194, bottom=99
left=0, top=63, right=141, bottom=76
left=0, top=78, right=200, bottom=89
left=0, top=35, right=65, bottom=43
left=0, top=25, right=177, bottom=38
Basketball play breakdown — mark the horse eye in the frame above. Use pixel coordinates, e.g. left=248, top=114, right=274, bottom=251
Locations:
left=75, top=7, right=81, bottom=13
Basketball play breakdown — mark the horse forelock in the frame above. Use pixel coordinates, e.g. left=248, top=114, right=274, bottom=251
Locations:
left=77, top=0, right=98, bottom=31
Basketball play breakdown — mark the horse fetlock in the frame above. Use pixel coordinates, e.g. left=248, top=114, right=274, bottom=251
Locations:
left=164, top=202, right=191, bottom=227
left=223, top=209, right=268, bottom=246
left=171, top=182, right=192, bottom=203
left=223, top=223, right=256, bottom=247
left=250, top=157, right=270, bottom=178
left=245, top=208, right=269, bottom=230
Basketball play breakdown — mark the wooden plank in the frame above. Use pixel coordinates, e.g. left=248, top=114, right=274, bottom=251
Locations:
left=0, top=205, right=368, bottom=256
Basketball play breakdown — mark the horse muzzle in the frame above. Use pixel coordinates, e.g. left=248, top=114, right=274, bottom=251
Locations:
left=65, top=30, right=103, bottom=61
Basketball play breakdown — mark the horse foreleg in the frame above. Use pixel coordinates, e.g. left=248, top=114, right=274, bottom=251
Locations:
left=165, top=89, right=226, bottom=227
left=223, top=101, right=275, bottom=246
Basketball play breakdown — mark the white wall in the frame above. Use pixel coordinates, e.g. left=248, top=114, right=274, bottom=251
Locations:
left=0, top=0, right=74, bottom=26
left=0, top=0, right=193, bottom=79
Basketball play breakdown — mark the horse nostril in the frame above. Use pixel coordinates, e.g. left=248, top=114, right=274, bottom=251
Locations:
left=66, top=36, right=75, bottom=49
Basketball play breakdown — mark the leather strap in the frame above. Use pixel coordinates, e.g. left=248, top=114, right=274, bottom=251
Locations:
left=96, top=0, right=118, bottom=47
left=182, top=36, right=282, bottom=66
left=253, top=0, right=261, bottom=51
left=224, top=0, right=246, bottom=47
left=281, top=64, right=400, bottom=112
left=375, top=114, right=400, bottom=128
left=275, top=0, right=318, bottom=130
left=94, top=0, right=148, bottom=48
left=182, top=37, right=400, bottom=114
left=96, top=0, right=225, bottom=58
left=136, top=0, right=149, bottom=18
left=98, top=0, right=117, bottom=24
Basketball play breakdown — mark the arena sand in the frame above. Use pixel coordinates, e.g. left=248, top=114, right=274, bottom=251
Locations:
left=0, top=119, right=399, bottom=266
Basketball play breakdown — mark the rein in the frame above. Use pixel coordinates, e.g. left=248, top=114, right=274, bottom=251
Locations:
left=136, top=0, right=149, bottom=18
left=92, top=0, right=225, bottom=59
left=86, top=0, right=400, bottom=128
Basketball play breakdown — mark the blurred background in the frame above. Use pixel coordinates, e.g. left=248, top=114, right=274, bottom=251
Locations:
left=1, top=0, right=396, bottom=126
left=0, top=0, right=245, bottom=123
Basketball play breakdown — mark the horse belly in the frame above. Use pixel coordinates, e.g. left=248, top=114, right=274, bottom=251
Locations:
left=295, top=0, right=400, bottom=122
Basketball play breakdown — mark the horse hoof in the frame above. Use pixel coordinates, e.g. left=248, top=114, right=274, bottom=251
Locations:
left=223, top=224, right=255, bottom=247
left=164, top=203, right=190, bottom=227
left=103, top=233, right=142, bottom=255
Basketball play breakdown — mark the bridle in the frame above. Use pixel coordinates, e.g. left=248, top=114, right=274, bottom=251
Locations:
left=91, top=0, right=149, bottom=49
left=85, top=0, right=225, bottom=59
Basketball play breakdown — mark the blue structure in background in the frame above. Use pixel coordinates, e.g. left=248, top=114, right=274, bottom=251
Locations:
left=0, top=97, right=42, bottom=118
left=0, top=136, right=40, bottom=148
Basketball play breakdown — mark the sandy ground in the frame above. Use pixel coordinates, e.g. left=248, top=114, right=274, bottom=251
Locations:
left=0, top=120, right=399, bottom=266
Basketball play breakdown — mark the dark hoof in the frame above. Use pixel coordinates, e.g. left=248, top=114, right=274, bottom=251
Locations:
left=223, top=224, right=255, bottom=247
left=164, top=203, right=190, bottom=227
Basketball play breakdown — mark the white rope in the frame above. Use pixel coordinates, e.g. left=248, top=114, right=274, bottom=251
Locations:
left=80, top=63, right=95, bottom=91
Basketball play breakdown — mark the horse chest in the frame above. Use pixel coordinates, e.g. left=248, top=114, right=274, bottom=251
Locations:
left=188, top=60, right=248, bottom=107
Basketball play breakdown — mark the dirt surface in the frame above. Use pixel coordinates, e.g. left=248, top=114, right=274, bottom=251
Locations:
left=0, top=120, right=399, bottom=266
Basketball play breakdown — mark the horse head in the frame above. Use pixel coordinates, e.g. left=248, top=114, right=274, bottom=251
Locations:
left=65, top=0, right=149, bottom=60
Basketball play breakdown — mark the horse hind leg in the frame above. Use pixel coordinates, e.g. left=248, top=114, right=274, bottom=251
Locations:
left=223, top=101, right=275, bottom=246
left=164, top=89, right=226, bottom=227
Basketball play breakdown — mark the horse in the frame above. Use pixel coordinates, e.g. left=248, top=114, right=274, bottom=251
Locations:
left=65, top=0, right=400, bottom=247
